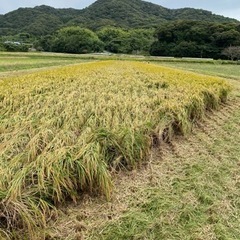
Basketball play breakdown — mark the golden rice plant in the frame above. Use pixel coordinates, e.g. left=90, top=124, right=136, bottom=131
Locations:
left=0, top=61, right=231, bottom=239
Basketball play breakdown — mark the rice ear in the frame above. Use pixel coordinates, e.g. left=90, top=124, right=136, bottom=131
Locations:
left=0, top=60, right=231, bottom=238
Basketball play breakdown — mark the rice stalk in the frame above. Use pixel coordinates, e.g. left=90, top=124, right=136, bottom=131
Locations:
left=0, top=60, right=231, bottom=238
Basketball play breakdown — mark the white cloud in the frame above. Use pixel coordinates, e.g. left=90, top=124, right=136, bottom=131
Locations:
left=219, top=8, right=240, bottom=20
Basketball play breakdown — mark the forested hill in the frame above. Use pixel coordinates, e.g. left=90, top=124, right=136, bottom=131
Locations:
left=0, top=0, right=238, bottom=36
left=78, top=0, right=238, bottom=29
left=0, top=6, right=81, bottom=36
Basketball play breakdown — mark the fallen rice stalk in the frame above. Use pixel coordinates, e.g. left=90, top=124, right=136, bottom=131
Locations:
left=0, top=61, right=231, bottom=239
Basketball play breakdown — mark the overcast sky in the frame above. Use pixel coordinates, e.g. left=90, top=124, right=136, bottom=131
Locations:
left=0, top=0, right=239, bottom=20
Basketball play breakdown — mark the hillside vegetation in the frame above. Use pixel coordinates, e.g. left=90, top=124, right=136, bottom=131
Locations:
left=0, top=0, right=238, bottom=36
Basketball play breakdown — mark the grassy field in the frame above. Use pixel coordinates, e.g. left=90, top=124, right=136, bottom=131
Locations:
left=155, top=61, right=240, bottom=81
left=1, top=51, right=239, bottom=79
left=0, top=52, right=91, bottom=73
left=0, top=54, right=239, bottom=239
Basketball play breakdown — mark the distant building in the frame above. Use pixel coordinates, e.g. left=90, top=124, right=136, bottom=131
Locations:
left=4, top=41, right=21, bottom=45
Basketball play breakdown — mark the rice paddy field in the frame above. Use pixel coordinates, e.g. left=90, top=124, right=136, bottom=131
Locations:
left=157, top=61, right=240, bottom=81
left=0, top=54, right=239, bottom=240
left=0, top=52, right=90, bottom=74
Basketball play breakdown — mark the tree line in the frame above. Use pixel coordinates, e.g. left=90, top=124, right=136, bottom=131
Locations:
left=35, top=27, right=155, bottom=55
left=150, top=21, right=240, bottom=59
left=1, top=20, right=240, bottom=60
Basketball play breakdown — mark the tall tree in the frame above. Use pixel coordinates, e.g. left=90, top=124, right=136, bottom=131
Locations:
left=222, top=46, right=240, bottom=60
left=51, top=27, right=104, bottom=54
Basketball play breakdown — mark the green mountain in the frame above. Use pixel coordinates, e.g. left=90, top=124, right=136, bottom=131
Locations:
left=0, top=5, right=80, bottom=36
left=0, top=0, right=238, bottom=36
left=77, top=0, right=238, bottom=29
